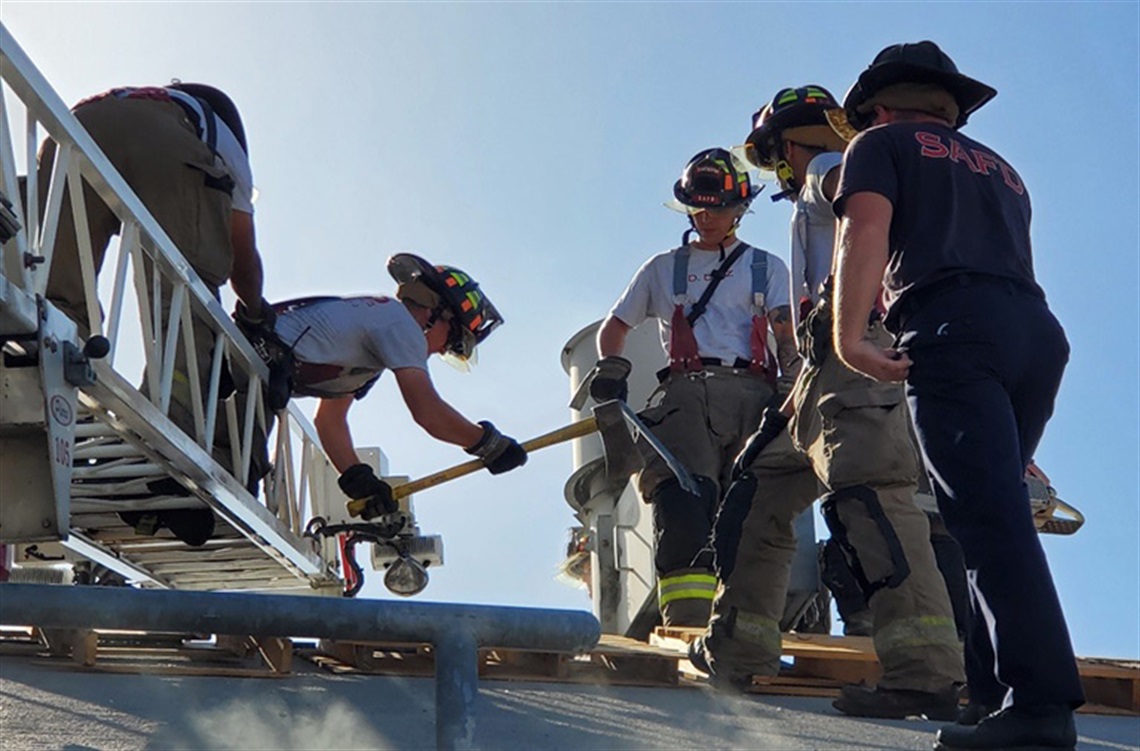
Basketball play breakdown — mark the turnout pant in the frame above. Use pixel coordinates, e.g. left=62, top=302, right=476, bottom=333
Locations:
left=897, top=278, right=1084, bottom=710
left=40, top=95, right=264, bottom=485
left=637, top=367, right=774, bottom=626
left=704, top=430, right=820, bottom=679
left=704, top=320, right=964, bottom=692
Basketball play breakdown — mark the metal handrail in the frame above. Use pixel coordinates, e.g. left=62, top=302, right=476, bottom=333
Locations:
left=0, top=23, right=341, bottom=590
left=0, top=583, right=602, bottom=750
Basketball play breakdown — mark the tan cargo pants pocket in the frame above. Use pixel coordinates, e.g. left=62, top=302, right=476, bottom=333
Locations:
left=181, top=160, right=235, bottom=287
left=810, top=384, right=919, bottom=489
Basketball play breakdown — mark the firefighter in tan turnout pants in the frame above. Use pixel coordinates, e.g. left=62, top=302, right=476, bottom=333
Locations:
left=690, top=87, right=964, bottom=720
left=590, top=149, right=799, bottom=627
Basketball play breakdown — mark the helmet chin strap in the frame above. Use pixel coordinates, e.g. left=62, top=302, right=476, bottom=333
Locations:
left=770, top=156, right=798, bottom=202
left=771, top=145, right=801, bottom=202
left=423, top=306, right=443, bottom=333
left=684, top=215, right=740, bottom=260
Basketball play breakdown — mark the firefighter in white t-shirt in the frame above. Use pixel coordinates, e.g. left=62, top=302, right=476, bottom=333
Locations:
left=588, top=149, right=801, bottom=627
left=242, top=253, right=528, bottom=521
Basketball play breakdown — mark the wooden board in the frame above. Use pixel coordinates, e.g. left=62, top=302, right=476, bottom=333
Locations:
left=654, top=628, right=1139, bottom=715
left=9, top=629, right=293, bottom=676
left=1076, top=658, right=1140, bottom=715
left=9, top=623, right=1136, bottom=715
left=303, top=635, right=682, bottom=688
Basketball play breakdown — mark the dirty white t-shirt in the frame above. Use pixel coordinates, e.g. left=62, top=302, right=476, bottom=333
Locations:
left=789, top=151, right=843, bottom=326
left=273, top=296, right=428, bottom=399
left=609, top=239, right=790, bottom=365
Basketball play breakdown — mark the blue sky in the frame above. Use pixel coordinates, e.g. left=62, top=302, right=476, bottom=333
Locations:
left=3, top=2, right=1137, bottom=660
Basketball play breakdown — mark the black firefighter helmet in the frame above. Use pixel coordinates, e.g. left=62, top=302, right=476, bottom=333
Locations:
left=744, top=85, right=848, bottom=171
left=668, top=147, right=758, bottom=214
left=388, top=253, right=503, bottom=367
left=838, top=40, right=997, bottom=134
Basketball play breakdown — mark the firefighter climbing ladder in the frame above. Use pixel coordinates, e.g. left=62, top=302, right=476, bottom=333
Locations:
left=0, top=23, right=347, bottom=593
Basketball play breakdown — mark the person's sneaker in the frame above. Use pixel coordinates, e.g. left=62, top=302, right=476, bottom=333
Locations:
left=956, top=701, right=998, bottom=726
left=832, top=683, right=960, bottom=721
left=934, top=705, right=1076, bottom=750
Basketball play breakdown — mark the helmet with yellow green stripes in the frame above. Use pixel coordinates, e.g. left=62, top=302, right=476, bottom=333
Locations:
left=743, top=86, right=848, bottom=202
left=388, top=253, right=503, bottom=368
left=744, top=85, right=847, bottom=170
left=666, top=148, right=758, bottom=215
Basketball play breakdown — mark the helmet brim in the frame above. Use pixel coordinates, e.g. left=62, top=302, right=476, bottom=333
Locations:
left=388, top=252, right=441, bottom=289
left=843, top=62, right=997, bottom=130
left=826, top=108, right=861, bottom=143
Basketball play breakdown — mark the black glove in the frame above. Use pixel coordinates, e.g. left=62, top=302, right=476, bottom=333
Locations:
left=730, top=405, right=790, bottom=481
left=588, top=356, right=632, bottom=403
left=465, top=421, right=528, bottom=475
left=233, top=297, right=277, bottom=342
left=338, top=464, right=397, bottom=520
left=234, top=298, right=294, bottom=411
left=0, top=193, right=22, bottom=245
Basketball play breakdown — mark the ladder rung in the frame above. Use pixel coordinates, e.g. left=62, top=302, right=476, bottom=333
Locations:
left=72, top=463, right=166, bottom=480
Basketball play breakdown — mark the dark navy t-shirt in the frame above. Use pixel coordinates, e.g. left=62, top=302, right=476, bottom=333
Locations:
left=834, top=122, right=1043, bottom=326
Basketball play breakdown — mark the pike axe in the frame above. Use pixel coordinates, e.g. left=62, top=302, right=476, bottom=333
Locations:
left=345, top=399, right=696, bottom=518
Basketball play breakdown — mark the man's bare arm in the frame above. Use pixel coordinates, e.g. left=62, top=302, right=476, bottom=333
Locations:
left=596, top=315, right=631, bottom=358
left=821, top=164, right=841, bottom=203
left=313, top=396, right=361, bottom=473
left=394, top=367, right=484, bottom=448
left=833, top=192, right=910, bottom=382
left=229, top=210, right=265, bottom=314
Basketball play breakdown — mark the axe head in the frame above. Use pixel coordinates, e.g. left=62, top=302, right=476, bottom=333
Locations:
left=593, top=400, right=642, bottom=480
left=591, top=400, right=699, bottom=496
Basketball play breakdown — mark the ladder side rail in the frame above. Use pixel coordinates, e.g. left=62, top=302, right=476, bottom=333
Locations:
left=0, top=85, right=33, bottom=289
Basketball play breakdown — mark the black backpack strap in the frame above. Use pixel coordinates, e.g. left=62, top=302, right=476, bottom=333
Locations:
left=271, top=295, right=340, bottom=316
left=686, top=242, right=752, bottom=327
left=195, top=95, right=218, bottom=155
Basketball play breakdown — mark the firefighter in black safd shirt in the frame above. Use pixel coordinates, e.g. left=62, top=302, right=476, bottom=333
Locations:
left=828, top=42, right=1084, bottom=751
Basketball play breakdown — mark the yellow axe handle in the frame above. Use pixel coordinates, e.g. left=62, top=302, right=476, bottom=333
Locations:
left=346, top=417, right=599, bottom=517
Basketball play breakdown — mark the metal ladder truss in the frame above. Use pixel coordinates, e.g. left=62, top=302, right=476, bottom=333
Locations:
left=0, top=23, right=344, bottom=594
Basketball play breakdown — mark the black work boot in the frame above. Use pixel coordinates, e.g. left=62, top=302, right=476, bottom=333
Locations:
left=832, top=683, right=961, bottom=721
left=687, top=635, right=752, bottom=694
left=934, top=705, right=1076, bottom=750
left=688, top=635, right=712, bottom=675
left=956, top=701, right=998, bottom=726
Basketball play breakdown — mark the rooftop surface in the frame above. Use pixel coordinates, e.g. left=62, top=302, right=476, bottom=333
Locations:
left=2, top=653, right=1137, bottom=751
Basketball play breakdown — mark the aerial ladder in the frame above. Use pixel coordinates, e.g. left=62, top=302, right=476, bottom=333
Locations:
left=0, top=23, right=437, bottom=596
